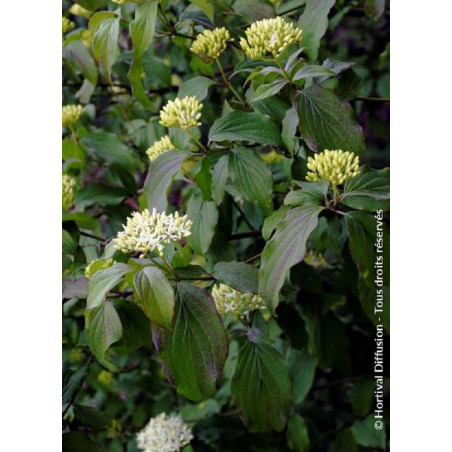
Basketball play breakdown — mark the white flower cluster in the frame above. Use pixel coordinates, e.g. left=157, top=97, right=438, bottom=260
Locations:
left=146, top=135, right=174, bottom=162
left=113, top=208, right=192, bottom=257
left=136, top=413, right=193, bottom=452
left=240, top=17, right=302, bottom=59
left=212, top=284, right=265, bottom=319
left=190, top=27, right=232, bottom=60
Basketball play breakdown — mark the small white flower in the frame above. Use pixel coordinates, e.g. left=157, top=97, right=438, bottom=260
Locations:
left=136, top=413, right=193, bottom=452
left=212, top=284, right=265, bottom=319
left=113, top=208, right=192, bottom=257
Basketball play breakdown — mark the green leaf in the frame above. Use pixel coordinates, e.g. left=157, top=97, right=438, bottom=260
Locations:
left=87, top=263, right=131, bottom=309
left=289, top=349, right=316, bottom=404
left=76, top=0, right=107, bottom=11
left=213, top=261, right=259, bottom=294
left=62, top=138, right=84, bottom=161
left=287, top=414, right=310, bottom=452
left=195, top=155, right=213, bottom=201
left=297, top=0, right=336, bottom=61
left=92, top=14, right=120, bottom=84
left=229, top=148, right=273, bottom=208
left=186, top=188, right=218, bottom=254
left=259, top=205, right=323, bottom=311
left=75, top=183, right=129, bottom=207
left=281, top=105, right=298, bottom=155
left=82, top=131, right=136, bottom=170
left=251, top=79, right=288, bottom=102
left=351, top=416, right=386, bottom=449
left=88, top=11, right=116, bottom=36
left=303, top=312, right=350, bottom=371
left=211, top=155, right=229, bottom=205
left=329, top=429, right=358, bottom=452
left=342, top=167, right=390, bottom=211
left=358, top=276, right=390, bottom=332
left=189, top=0, right=214, bottom=22
left=65, top=41, right=98, bottom=85
left=209, top=111, right=283, bottom=146
left=178, top=76, right=215, bottom=101
left=345, top=211, right=389, bottom=287
left=350, top=378, right=375, bottom=416
left=130, top=1, right=158, bottom=59
left=63, top=366, right=88, bottom=405
left=293, top=64, right=336, bottom=81
left=134, top=267, right=175, bottom=330
left=231, top=341, right=291, bottom=432
left=284, top=182, right=329, bottom=207
left=364, top=0, right=385, bottom=20
left=115, top=299, right=152, bottom=350
left=62, top=432, right=100, bottom=452
left=296, top=85, right=365, bottom=155
left=262, top=205, right=291, bottom=240
left=143, top=150, right=189, bottom=212
left=128, top=0, right=158, bottom=106
left=152, top=283, right=229, bottom=401
left=73, top=405, right=112, bottom=430
left=86, top=301, right=123, bottom=371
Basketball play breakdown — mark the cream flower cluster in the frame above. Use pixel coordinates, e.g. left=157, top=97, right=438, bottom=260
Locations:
left=212, top=284, right=265, bottom=319
left=136, top=413, right=193, bottom=452
left=62, top=17, right=75, bottom=35
left=69, top=4, right=93, bottom=18
left=304, top=251, right=327, bottom=269
left=240, top=17, right=302, bottom=59
left=62, top=104, right=85, bottom=129
left=160, top=96, right=202, bottom=130
left=114, top=208, right=192, bottom=257
left=146, top=136, right=174, bottom=162
left=190, top=27, right=232, bottom=60
left=306, top=150, right=360, bottom=185
left=62, top=174, right=76, bottom=210
left=85, top=258, right=115, bottom=279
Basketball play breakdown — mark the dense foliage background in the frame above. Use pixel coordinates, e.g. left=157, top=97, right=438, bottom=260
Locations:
left=62, top=0, right=390, bottom=450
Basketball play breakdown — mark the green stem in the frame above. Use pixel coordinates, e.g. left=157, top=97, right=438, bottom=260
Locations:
left=215, top=58, right=246, bottom=106
left=274, top=55, right=292, bottom=83
left=332, top=184, right=340, bottom=206
left=186, top=129, right=208, bottom=153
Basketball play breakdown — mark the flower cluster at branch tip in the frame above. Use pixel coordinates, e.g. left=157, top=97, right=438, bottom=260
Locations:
left=85, top=258, right=115, bottom=279
left=62, top=17, right=75, bottom=35
left=240, top=17, right=302, bottom=59
left=114, top=208, right=192, bottom=258
left=69, top=4, right=93, bottom=18
left=136, top=413, right=193, bottom=452
left=306, top=149, right=360, bottom=185
left=62, top=104, right=85, bottom=129
left=160, top=96, right=203, bottom=130
left=190, top=27, right=232, bottom=61
left=304, top=251, right=328, bottom=269
left=81, top=29, right=92, bottom=47
left=212, top=284, right=265, bottom=319
left=62, top=174, right=76, bottom=210
left=146, top=136, right=174, bottom=162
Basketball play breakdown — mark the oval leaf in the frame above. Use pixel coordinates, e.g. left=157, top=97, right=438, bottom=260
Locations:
left=232, top=341, right=291, bottom=432
left=296, top=85, right=365, bottom=155
left=134, top=266, right=175, bottom=330
left=213, top=261, right=259, bottom=294
left=259, top=205, right=323, bottom=311
left=152, top=283, right=229, bottom=401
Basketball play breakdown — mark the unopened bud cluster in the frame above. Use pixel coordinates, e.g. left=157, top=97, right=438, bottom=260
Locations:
left=190, top=27, right=232, bottom=60
left=114, top=208, right=192, bottom=257
left=136, top=413, right=193, bottom=452
left=62, top=104, right=85, bottom=129
left=85, top=258, right=115, bottom=279
left=62, top=174, right=76, bottom=210
left=304, top=251, right=327, bottom=269
left=69, top=4, right=93, bottom=18
left=240, top=17, right=302, bottom=59
left=212, top=284, right=265, bottom=319
left=62, top=17, right=75, bottom=35
left=146, top=136, right=174, bottom=162
left=306, top=149, right=360, bottom=185
left=160, top=96, right=202, bottom=130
